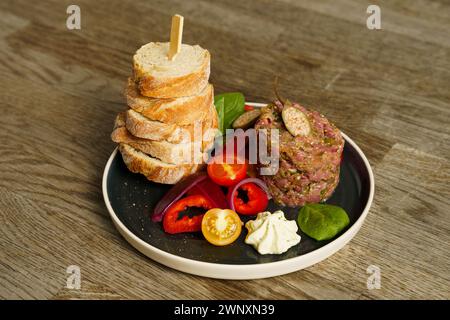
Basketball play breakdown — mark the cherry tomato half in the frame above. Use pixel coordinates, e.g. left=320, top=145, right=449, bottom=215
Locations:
left=201, top=209, right=242, bottom=246
left=207, top=155, right=248, bottom=187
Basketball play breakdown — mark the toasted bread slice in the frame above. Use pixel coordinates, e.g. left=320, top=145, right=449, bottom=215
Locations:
left=125, top=103, right=219, bottom=145
left=126, top=78, right=214, bottom=126
left=133, top=42, right=210, bottom=98
left=125, top=109, right=193, bottom=143
left=204, top=103, right=219, bottom=149
left=113, top=127, right=203, bottom=164
left=112, top=113, right=214, bottom=164
left=119, top=143, right=204, bottom=184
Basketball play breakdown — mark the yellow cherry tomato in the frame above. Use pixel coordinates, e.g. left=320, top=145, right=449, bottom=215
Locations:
left=201, top=209, right=242, bottom=246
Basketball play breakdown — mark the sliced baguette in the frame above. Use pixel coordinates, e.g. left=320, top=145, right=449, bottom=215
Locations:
left=119, top=143, right=204, bottom=184
left=133, top=42, right=210, bottom=98
left=126, top=78, right=214, bottom=126
left=112, top=113, right=212, bottom=164
left=114, top=111, right=217, bottom=151
left=125, top=103, right=219, bottom=145
left=113, top=127, right=202, bottom=164
left=204, top=102, right=219, bottom=150
left=125, top=109, right=193, bottom=143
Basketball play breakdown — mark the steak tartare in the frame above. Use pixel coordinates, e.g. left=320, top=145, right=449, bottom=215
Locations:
left=255, top=100, right=344, bottom=207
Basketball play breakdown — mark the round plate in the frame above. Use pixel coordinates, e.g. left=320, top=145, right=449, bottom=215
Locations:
left=102, top=102, right=374, bottom=279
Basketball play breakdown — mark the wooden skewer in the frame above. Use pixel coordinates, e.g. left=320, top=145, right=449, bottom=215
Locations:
left=168, top=14, right=184, bottom=61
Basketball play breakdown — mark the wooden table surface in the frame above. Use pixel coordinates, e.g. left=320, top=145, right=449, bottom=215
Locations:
left=1, top=0, right=449, bottom=300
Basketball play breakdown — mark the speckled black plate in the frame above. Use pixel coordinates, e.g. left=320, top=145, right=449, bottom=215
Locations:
left=103, top=103, right=374, bottom=279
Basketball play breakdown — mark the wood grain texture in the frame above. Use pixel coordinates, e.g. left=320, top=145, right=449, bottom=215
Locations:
left=0, top=0, right=449, bottom=299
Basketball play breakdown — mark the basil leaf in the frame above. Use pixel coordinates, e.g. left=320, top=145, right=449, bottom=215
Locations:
left=215, top=96, right=225, bottom=133
left=297, top=204, right=350, bottom=241
left=214, top=92, right=245, bottom=134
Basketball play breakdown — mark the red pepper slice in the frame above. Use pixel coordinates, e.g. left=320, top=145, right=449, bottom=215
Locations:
left=229, top=182, right=269, bottom=215
left=163, top=195, right=214, bottom=234
left=184, top=178, right=228, bottom=209
left=244, top=104, right=254, bottom=111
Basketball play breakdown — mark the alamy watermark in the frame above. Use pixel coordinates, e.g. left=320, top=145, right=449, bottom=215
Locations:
left=366, top=5, right=381, bottom=30
left=62, top=4, right=381, bottom=175
left=366, top=265, right=381, bottom=290
left=215, top=128, right=280, bottom=176
left=66, top=265, right=81, bottom=290
left=66, top=5, right=81, bottom=30
left=142, top=124, right=281, bottom=175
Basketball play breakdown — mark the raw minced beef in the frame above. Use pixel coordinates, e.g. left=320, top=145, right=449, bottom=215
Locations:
left=255, top=101, right=344, bottom=207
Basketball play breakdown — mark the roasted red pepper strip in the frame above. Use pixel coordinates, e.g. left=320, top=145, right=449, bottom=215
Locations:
left=163, top=195, right=214, bottom=234
left=184, top=178, right=228, bottom=209
left=230, top=182, right=269, bottom=215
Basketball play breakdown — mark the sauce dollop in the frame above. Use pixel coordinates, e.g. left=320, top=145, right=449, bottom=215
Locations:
left=245, top=210, right=301, bottom=255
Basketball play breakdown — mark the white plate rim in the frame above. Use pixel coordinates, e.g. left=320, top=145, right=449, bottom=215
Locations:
left=102, top=102, right=375, bottom=280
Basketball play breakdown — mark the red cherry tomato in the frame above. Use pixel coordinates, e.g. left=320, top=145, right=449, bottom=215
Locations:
left=207, top=155, right=248, bottom=187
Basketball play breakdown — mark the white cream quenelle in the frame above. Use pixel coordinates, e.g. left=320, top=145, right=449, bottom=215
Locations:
left=245, top=210, right=301, bottom=255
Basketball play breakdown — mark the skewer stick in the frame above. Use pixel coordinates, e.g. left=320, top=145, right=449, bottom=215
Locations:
left=168, top=14, right=184, bottom=61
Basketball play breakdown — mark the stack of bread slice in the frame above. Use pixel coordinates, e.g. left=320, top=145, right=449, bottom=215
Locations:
left=111, top=42, right=218, bottom=184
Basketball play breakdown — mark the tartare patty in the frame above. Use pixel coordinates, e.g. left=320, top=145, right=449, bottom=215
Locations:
left=255, top=101, right=344, bottom=207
